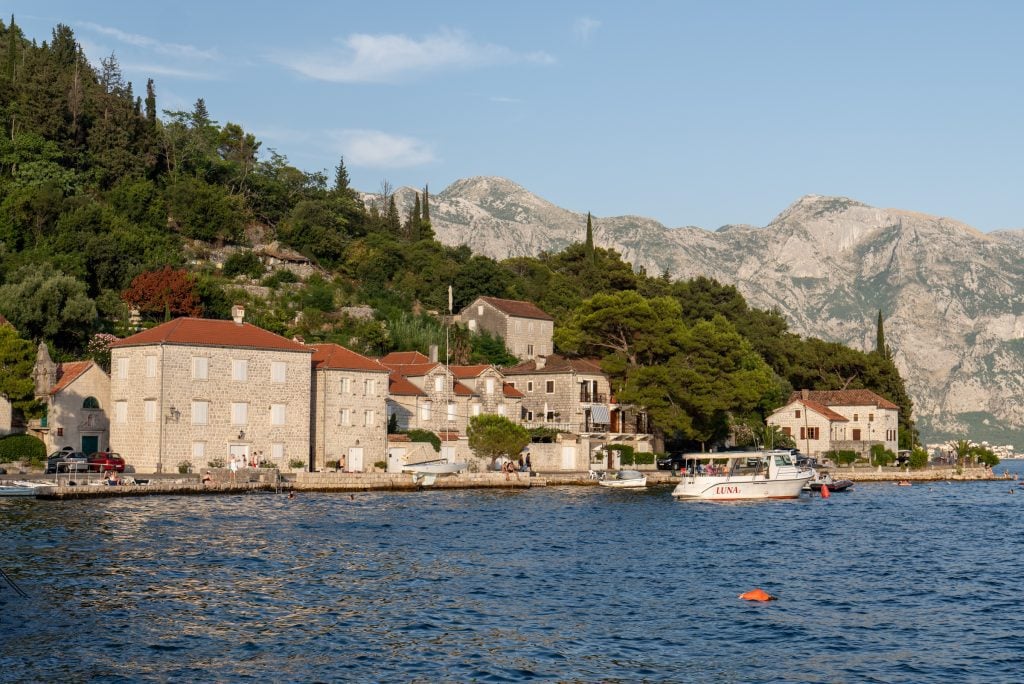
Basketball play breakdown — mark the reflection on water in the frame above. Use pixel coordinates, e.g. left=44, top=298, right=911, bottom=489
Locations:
left=3, top=467, right=1024, bottom=682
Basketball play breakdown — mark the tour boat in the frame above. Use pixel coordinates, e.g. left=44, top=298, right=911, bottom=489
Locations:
left=597, top=469, right=648, bottom=489
left=671, top=450, right=813, bottom=501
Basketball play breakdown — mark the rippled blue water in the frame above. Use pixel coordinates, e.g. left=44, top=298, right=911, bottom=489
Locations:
left=3, top=463, right=1024, bottom=682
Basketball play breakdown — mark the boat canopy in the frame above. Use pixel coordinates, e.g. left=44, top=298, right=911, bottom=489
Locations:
left=617, top=470, right=643, bottom=480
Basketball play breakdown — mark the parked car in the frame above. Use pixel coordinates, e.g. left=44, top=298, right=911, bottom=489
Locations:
left=88, top=451, right=126, bottom=473
left=656, top=453, right=687, bottom=471
left=45, top=449, right=89, bottom=473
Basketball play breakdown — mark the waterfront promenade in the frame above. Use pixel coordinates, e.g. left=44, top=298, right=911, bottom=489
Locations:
left=4, top=464, right=1007, bottom=500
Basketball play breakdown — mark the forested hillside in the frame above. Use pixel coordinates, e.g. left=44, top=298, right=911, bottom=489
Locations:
left=0, top=19, right=916, bottom=449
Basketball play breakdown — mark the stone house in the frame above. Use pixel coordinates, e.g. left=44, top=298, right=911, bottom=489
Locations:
left=108, top=306, right=312, bottom=473
left=309, top=343, right=390, bottom=473
left=31, top=342, right=111, bottom=454
left=456, top=296, right=553, bottom=361
left=448, top=364, right=523, bottom=422
left=767, top=388, right=900, bottom=458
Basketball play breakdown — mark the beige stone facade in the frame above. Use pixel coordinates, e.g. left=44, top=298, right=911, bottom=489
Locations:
left=45, top=363, right=111, bottom=455
left=310, top=344, right=390, bottom=473
left=109, top=317, right=312, bottom=473
left=457, top=296, right=553, bottom=361
left=767, top=389, right=899, bottom=458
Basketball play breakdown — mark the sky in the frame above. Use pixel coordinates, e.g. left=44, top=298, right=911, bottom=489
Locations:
left=8, top=2, right=1024, bottom=231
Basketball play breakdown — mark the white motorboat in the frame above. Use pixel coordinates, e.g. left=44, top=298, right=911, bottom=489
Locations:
left=597, top=469, right=648, bottom=488
left=400, top=459, right=468, bottom=475
left=671, top=450, right=813, bottom=501
left=0, top=481, right=49, bottom=497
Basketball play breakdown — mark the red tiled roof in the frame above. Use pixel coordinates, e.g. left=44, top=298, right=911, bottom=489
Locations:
left=437, top=431, right=460, bottom=441
left=503, top=382, right=524, bottom=398
left=788, top=389, right=899, bottom=411
left=50, top=361, right=94, bottom=395
left=504, top=354, right=604, bottom=375
left=797, top=399, right=848, bottom=422
left=388, top=434, right=411, bottom=442
left=380, top=362, right=440, bottom=376
left=477, top=296, right=553, bottom=321
left=449, top=364, right=492, bottom=379
left=310, top=343, right=389, bottom=373
left=452, top=381, right=475, bottom=396
left=110, top=318, right=311, bottom=353
left=380, top=351, right=431, bottom=365
left=388, top=372, right=425, bottom=396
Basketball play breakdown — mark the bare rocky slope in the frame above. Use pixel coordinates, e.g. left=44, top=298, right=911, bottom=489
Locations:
left=376, top=177, right=1024, bottom=444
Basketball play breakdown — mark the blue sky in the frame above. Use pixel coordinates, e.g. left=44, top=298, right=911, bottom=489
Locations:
left=9, top=2, right=1024, bottom=231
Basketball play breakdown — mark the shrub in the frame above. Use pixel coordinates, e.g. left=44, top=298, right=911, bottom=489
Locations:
left=827, top=450, right=858, bottom=466
left=528, top=427, right=560, bottom=443
left=223, top=250, right=265, bottom=279
left=288, top=458, right=306, bottom=470
left=326, top=459, right=340, bottom=470
left=607, top=444, right=636, bottom=465
left=908, top=446, right=930, bottom=470
left=634, top=451, right=656, bottom=466
left=261, top=269, right=299, bottom=288
left=870, top=444, right=896, bottom=466
left=259, top=460, right=278, bottom=469
left=0, top=434, right=46, bottom=464
left=374, top=460, right=386, bottom=470
left=406, top=429, right=441, bottom=452
left=177, top=460, right=192, bottom=474
left=207, top=458, right=225, bottom=469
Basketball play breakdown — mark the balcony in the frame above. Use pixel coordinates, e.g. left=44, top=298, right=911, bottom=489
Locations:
left=579, top=392, right=608, bottom=404
left=28, top=417, right=48, bottom=431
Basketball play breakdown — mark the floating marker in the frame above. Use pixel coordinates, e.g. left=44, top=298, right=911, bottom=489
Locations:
left=738, top=588, right=777, bottom=601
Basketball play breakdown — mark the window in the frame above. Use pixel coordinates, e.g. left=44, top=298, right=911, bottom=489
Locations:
left=116, top=357, right=128, bottom=380
left=83, top=396, right=100, bottom=409
left=528, top=321, right=534, bottom=333
left=146, top=356, right=157, bottom=378
left=468, top=320, right=477, bottom=331
left=340, top=408, right=351, bottom=426
left=507, top=382, right=516, bottom=389
left=364, top=410, right=375, bottom=427
left=420, top=401, right=431, bottom=421
left=272, top=443, right=284, bottom=460
left=527, top=344, right=534, bottom=356
left=271, top=404, right=286, bottom=426
left=231, top=402, right=248, bottom=425
left=782, top=426, right=791, bottom=436
left=546, top=380, right=555, bottom=393
left=526, top=410, right=534, bottom=421
left=795, top=409, right=801, bottom=419
left=868, top=413, right=874, bottom=422
left=516, top=320, right=523, bottom=332
left=192, top=442, right=206, bottom=461
left=192, top=356, right=208, bottom=380
left=477, top=305, right=484, bottom=316
left=115, top=401, right=127, bottom=424
left=364, top=379, right=375, bottom=395
left=853, top=413, right=859, bottom=422
left=271, top=361, right=287, bottom=383
left=341, top=377, right=351, bottom=394
left=497, top=403, right=506, bottom=416
left=527, top=381, right=534, bottom=392
left=447, top=402, right=455, bottom=421
left=471, top=403, right=482, bottom=417
left=852, top=428, right=862, bottom=441
left=232, top=359, right=248, bottom=382
left=546, top=411, right=555, bottom=421
left=144, top=400, right=157, bottom=423
left=800, top=427, right=820, bottom=440
left=191, top=401, right=209, bottom=425
left=434, top=376, right=443, bottom=392
left=485, top=377, right=495, bottom=394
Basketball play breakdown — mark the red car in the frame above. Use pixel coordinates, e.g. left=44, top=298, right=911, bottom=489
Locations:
left=88, top=451, right=126, bottom=473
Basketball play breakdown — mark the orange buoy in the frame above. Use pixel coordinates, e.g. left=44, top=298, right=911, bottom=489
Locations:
left=821, top=483, right=830, bottom=498
left=738, top=588, right=776, bottom=602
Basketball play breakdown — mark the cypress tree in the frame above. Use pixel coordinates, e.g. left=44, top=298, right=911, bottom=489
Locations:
left=386, top=195, right=401, bottom=235
left=585, top=212, right=595, bottom=262
left=875, top=309, right=891, bottom=359
left=145, top=78, right=156, bottom=124
left=409, top=193, right=422, bottom=241
left=422, top=184, right=430, bottom=223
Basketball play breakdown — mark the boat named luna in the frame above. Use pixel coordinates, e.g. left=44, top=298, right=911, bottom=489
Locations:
left=671, top=450, right=813, bottom=501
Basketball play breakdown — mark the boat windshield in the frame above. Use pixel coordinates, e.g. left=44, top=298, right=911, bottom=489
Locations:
left=774, top=452, right=795, bottom=466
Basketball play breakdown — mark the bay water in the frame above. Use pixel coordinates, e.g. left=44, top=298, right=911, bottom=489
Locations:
left=3, top=462, right=1024, bottom=682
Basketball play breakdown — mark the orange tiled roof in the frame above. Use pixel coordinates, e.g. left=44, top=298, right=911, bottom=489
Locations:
left=50, top=361, right=94, bottom=395
left=789, top=389, right=899, bottom=411
left=503, top=382, right=524, bottom=398
left=477, top=297, right=553, bottom=321
left=504, top=354, right=604, bottom=375
left=449, top=364, right=492, bottom=379
left=310, top=343, right=389, bottom=373
left=380, top=362, right=440, bottom=376
left=388, top=372, right=425, bottom=396
left=380, top=351, right=431, bottom=365
left=452, top=381, right=475, bottom=396
left=796, top=399, right=849, bottom=422
left=110, top=318, right=311, bottom=353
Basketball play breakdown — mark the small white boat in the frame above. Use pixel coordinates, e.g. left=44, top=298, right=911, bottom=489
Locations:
left=671, top=450, right=813, bottom=501
left=597, top=469, right=648, bottom=488
left=400, top=459, right=468, bottom=475
left=0, top=481, right=48, bottom=497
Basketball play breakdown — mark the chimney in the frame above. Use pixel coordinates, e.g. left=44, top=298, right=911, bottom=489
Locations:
left=429, top=345, right=438, bottom=363
left=292, top=335, right=304, bottom=344
left=536, top=355, right=546, bottom=370
left=231, top=304, right=245, bottom=325
left=801, top=388, right=809, bottom=401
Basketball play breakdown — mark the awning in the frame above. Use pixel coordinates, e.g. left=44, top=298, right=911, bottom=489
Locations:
left=590, top=405, right=610, bottom=424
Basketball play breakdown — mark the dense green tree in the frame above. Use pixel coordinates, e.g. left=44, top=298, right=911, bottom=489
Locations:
left=0, top=325, right=41, bottom=417
left=467, top=414, right=530, bottom=465
left=0, top=269, right=96, bottom=349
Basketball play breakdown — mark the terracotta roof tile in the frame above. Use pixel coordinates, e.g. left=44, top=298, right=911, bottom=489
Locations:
left=388, top=434, right=411, bottom=442
left=380, top=362, right=440, bottom=376
left=310, top=343, right=389, bottom=373
left=788, top=389, right=899, bottom=411
left=380, top=351, right=431, bottom=365
left=504, top=354, right=604, bottom=375
left=449, top=364, right=492, bottom=379
left=50, top=361, right=94, bottom=395
left=477, top=296, right=553, bottom=321
left=797, top=399, right=849, bottom=422
left=503, top=382, right=524, bottom=398
left=388, top=373, right=425, bottom=396
left=452, top=381, right=475, bottom=396
left=110, top=318, right=311, bottom=353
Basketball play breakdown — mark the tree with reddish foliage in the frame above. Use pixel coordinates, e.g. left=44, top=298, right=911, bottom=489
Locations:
left=121, top=267, right=202, bottom=321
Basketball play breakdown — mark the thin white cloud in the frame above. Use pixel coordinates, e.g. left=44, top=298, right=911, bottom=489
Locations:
left=77, top=21, right=219, bottom=60
left=275, top=28, right=554, bottom=83
left=330, top=129, right=435, bottom=168
left=573, top=17, right=601, bottom=41
left=124, top=63, right=219, bottom=80
left=490, top=96, right=522, bottom=104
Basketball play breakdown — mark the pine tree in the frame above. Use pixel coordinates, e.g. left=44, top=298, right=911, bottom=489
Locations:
left=145, top=78, right=156, bottom=124
left=386, top=195, right=401, bottom=235
left=333, top=155, right=351, bottom=194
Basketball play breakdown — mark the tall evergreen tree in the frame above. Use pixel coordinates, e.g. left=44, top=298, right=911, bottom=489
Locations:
left=585, top=212, right=595, bottom=262
left=406, top=193, right=422, bottom=241
left=385, top=195, right=401, bottom=235
left=144, top=78, right=156, bottom=124
left=419, top=184, right=435, bottom=241
left=333, top=155, right=352, bottom=193
left=875, top=309, right=891, bottom=359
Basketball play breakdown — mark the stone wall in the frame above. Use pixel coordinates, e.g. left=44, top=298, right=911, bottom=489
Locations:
left=311, top=366, right=389, bottom=472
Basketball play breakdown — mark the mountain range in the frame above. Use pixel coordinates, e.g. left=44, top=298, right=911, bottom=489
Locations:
left=383, top=177, right=1024, bottom=446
